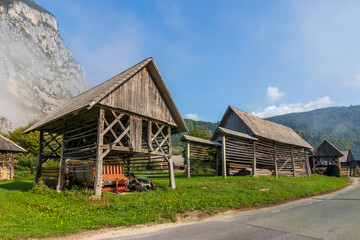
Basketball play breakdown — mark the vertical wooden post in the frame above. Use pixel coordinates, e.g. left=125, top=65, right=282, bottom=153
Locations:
left=94, top=108, right=105, bottom=197
left=10, top=153, right=14, bottom=179
left=338, top=157, right=342, bottom=175
left=168, top=126, right=175, bottom=189
left=35, top=130, right=44, bottom=183
left=56, top=127, right=66, bottom=192
left=291, top=146, right=296, bottom=177
left=147, top=121, right=153, bottom=151
left=252, top=142, right=257, bottom=176
left=186, top=142, right=190, bottom=178
left=216, top=148, right=220, bottom=176
left=168, top=157, right=176, bottom=189
left=274, top=143, right=278, bottom=178
left=1, top=161, right=3, bottom=180
left=305, top=149, right=311, bottom=177
left=222, top=135, right=226, bottom=178
left=312, top=157, right=316, bottom=174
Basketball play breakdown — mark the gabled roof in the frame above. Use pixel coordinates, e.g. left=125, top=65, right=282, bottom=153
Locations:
left=314, top=139, right=344, bottom=157
left=349, top=149, right=360, bottom=161
left=212, top=127, right=258, bottom=141
left=180, top=134, right=222, bottom=146
left=339, top=150, right=349, bottom=163
left=0, top=135, right=26, bottom=153
left=219, top=106, right=312, bottom=149
left=25, top=57, right=188, bottom=133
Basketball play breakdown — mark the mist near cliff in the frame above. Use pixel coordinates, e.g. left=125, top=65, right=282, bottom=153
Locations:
left=0, top=1, right=88, bottom=128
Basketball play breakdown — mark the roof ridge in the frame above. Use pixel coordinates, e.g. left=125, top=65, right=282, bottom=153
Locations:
left=89, top=57, right=153, bottom=107
left=322, top=139, right=343, bottom=154
left=229, top=105, right=295, bottom=131
left=65, top=57, right=153, bottom=103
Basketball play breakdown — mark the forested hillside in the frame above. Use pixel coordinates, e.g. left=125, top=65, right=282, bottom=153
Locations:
left=172, top=119, right=218, bottom=146
left=268, top=105, right=360, bottom=150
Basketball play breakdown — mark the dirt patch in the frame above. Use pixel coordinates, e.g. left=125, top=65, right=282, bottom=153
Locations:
left=176, top=210, right=212, bottom=223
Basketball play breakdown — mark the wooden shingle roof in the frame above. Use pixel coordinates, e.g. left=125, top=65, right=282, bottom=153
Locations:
left=25, top=58, right=188, bottom=133
left=213, top=127, right=258, bottom=141
left=180, top=134, right=222, bottom=146
left=219, top=106, right=312, bottom=149
left=0, top=135, right=26, bottom=153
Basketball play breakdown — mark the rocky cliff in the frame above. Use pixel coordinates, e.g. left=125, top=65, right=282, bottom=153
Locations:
left=0, top=0, right=88, bottom=127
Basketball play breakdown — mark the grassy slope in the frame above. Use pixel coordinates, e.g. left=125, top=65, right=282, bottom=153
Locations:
left=0, top=175, right=348, bottom=239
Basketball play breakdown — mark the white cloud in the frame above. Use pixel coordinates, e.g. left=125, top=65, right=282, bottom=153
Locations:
left=266, top=86, right=286, bottom=104
left=252, top=96, right=332, bottom=118
left=185, top=113, right=201, bottom=121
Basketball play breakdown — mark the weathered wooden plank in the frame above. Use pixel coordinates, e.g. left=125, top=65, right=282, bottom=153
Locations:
left=94, top=108, right=105, bottom=197
left=252, top=142, right=256, bottom=176
left=56, top=128, right=66, bottom=192
left=222, top=135, right=226, bottom=178
left=35, top=131, right=44, bottom=183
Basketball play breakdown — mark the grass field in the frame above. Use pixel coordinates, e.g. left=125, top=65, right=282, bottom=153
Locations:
left=0, top=174, right=348, bottom=239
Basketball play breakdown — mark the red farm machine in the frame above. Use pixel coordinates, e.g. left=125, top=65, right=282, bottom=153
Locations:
left=68, top=164, right=155, bottom=193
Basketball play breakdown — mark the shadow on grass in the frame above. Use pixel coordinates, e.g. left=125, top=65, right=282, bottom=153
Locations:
left=0, top=181, right=33, bottom=192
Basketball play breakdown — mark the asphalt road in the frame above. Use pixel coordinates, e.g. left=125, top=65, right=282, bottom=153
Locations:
left=90, top=178, right=360, bottom=240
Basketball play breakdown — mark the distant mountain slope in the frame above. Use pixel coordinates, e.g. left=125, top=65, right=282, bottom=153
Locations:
left=267, top=105, right=360, bottom=150
left=267, top=105, right=360, bottom=140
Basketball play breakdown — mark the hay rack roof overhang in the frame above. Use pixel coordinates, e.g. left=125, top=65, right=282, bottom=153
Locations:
left=25, top=57, right=188, bottom=196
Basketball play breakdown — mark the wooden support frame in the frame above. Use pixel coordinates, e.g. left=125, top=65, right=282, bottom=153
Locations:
left=35, top=130, right=44, bottom=183
left=252, top=142, right=257, bottom=176
left=56, top=128, right=66, bottom=192
left=222, top=135, right=226, bottom=178
left=186, top=142, right=190, bottom=178
left=291, top=146, right=296, bottom=177
left=167, top=126, right=175, bottom=189
left=94, top=108, right=105, bottom=197
left=274, top=143, right=278, bottom=178
left=305, top=149, right=311, bottom=177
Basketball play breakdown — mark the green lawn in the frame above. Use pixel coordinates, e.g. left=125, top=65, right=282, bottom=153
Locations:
left=0, top=174, right=348, bottom=239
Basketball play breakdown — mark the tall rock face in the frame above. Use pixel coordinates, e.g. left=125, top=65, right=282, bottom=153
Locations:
left=0, top=0, right=88, bottom=127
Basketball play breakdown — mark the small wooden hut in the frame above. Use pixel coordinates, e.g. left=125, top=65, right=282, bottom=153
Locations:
left=310, top=139, right=343, bottom=174
left=24, top=57, right=188, bottom=195
left=0, top=135, right=26, bottom=180
left=347, top=149, right=360, bottom=176
left=180, top=134, right=221, bottom=176
left=182, top=106, right=312, bottom=177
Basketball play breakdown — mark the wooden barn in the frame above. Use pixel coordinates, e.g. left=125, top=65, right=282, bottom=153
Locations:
left=24, top=57, right=188, bottom=196
left=310, top=139, right=343, bottom=174
left=347, top=149, right=360, bottom=175
left=0, top=135, right=26, bottom=180
left=182, top=106, right=312, bottom=177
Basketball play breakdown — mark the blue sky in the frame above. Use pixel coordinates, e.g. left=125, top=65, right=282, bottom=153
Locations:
left=36, top=0, right=360, bottom=122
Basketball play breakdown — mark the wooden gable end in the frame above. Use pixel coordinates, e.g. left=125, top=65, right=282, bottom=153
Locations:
left=100, top=67, right=177, bottom=126
left=219, top=109, right=253, bottom=136
left=315, top=140, right=342, bottom=157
